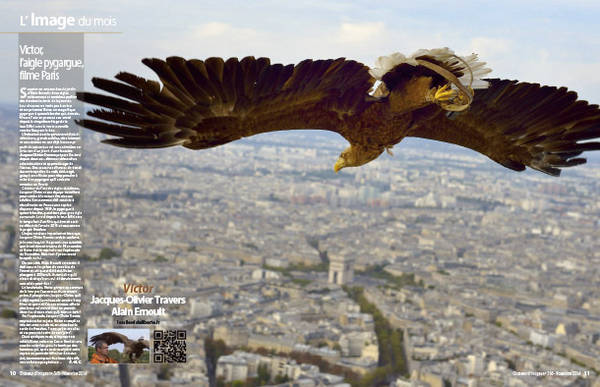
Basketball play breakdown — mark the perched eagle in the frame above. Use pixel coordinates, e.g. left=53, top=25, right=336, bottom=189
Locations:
left=76, top=48, right=600, bottom=176
left=90, top=332, right=149, bottom=363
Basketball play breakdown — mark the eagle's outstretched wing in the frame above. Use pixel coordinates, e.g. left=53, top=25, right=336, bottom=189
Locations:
left=76, top=56, right=374, bottom=149
left=90, top=331, right=130, bottom=346
left=407, top=78, right=600, bottom=176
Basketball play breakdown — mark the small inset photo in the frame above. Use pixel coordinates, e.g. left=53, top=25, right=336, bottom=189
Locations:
left=88, top=328, right=150, bottom=364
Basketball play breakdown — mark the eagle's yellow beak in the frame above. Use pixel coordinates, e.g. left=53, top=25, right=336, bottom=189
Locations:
left=334, top=158, right=345, bottom=173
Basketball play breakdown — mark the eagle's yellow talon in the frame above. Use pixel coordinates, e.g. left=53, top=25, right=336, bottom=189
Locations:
left=434, top=84, right=457, bottom=102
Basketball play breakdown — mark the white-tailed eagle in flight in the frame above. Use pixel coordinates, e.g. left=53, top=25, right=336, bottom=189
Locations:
left=76, top=48, right=600, bottom=176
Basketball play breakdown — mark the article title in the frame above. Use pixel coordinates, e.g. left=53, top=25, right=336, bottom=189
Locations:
left=19, top=12, right=117, bottom=30
left=19, top=44, right=83, bottom=81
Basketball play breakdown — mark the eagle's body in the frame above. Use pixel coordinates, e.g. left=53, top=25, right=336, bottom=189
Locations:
left=90, top=332, right=149, bottom=363
left=77, top=48, right=600, bottom=176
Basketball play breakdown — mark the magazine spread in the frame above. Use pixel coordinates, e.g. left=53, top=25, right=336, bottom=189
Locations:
left=1, top=2, right=600, bottom=387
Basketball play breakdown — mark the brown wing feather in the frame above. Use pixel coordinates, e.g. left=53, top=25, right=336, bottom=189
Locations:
left=76, top=56, right=374, bottom=149
left=408, top=79, right=600, bottom=176
left=90, top=331, right=130, bottom=346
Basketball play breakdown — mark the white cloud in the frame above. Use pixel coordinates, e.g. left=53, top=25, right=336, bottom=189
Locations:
left=189, top=22, right=260, bottom=44
left=153, top=22, right=263, bottom=59
left=516, top=59, right=600, bottom=102
left=193, top=22, right=251, bottom=38
left=469, top=37, right=512, bottom=59
left=336, top=22, right=385, bottom=44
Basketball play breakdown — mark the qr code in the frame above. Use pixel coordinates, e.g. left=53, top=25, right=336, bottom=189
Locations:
left=153, top=330, right=187, bottom=363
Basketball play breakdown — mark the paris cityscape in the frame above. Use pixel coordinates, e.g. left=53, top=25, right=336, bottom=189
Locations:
left=0, top=104, right=599, bottom=386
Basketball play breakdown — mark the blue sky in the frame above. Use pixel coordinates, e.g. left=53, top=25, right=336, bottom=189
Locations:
left=1, top=0, right=599, bottom=105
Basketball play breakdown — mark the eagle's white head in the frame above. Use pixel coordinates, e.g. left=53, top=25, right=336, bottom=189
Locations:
left=334, top=144, right=384, bottom=173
